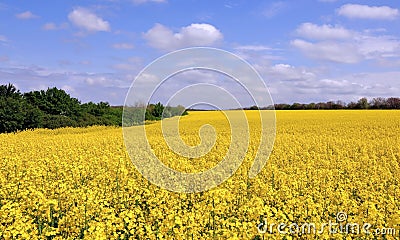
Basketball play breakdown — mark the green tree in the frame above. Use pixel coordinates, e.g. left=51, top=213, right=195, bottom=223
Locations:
left=357, top=97, right=369, bottom=109
left=42, top=115, right=77, bottom=129
left=0, top=83, right=21, bottom=99
left=0, top=84, right=188, bottom=132
left=24, top=87, right=81, bottom=117
left=152, top=102, right=164, bottom=119
left=23, top=104, right=43, bottom=129
left=0, top=97, right=25, bottom=133
left=0, top=83, right=43, bottom=133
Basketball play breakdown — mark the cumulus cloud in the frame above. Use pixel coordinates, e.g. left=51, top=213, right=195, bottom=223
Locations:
left=292, top=23, right=400, bottom=63
left=143, top=23, right=223, bottom=51
left=112, top=43, right=134, bottom=49
left=268, top=64, right=316, bottom=81
left=246, top=51, right=400, bottom=103
left=68, top=7, right=110, bottom=32
left=0, top=65, right=130, bottom=105
left=269, top=72, right=400, bottom=103
left=296, top=23, right=353, bottom=40
left=15, top=11, right=38, bottom=19
left=296, top=73, right=400, bottom=100
left=357, top=35, right=400, bottom=59
left=2, top=59, right=398, bottom=106
left=291, top=39, right=361, bottom=64
left=338, top=4, right=399, bottom=20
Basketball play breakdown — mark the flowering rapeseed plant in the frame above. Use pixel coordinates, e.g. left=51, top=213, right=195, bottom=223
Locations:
left=0, top=110, right=399, bottom=239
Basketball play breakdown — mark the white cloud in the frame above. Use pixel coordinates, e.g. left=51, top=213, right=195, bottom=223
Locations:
left=302, top=72, right=400, bottom=99
left=84, top=76, right=110, bottom=86
left=269, top=64, right=316, bottom=81
left=268, top=71, right=400, bottom=103
left=15, top=11, right=38, bottom=19
left=252, top=62, right=319, bottom=86
left=338, top=4, right=399, bottom=20
left=363, top=28, right=387, bottom=34
left=0, top=65, right=130, bottom=105
left=234, top=45, right=275, bottom=51
left=42, top=22, right=68, bottom=31
left=136, top=73, right=159, bottom=83
left=143, top=23, right=223, bottom=51
left=43, top=23, right=56, bottom=30
left=292, top=23, right=400, bottom=64
left=356, top=35, right=400, bottom=59
left=234, top=45, right=284, bottom=63
left=112, top=43, right=134, bottom=49
left=291, top=39, right=361, bottom=64
left=2, top=60, right=399, bottom=106
left=68, top=7, right=110, bottom=32
left=61, top=85, right=75, bottom=93
left=296, top=23, right=353, bottom=40
left=218, top=51, right=400, bottom=103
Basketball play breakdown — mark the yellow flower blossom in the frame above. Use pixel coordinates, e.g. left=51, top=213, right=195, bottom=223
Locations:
left=0, top=110, right=398, bottom=239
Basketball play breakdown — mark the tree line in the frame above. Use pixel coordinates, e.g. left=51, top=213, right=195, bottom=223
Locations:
left=122, top=102, right=188, bottom=126
left=0, top=84, right=187, bottom=133
left=244, top=97, right=400, bottom=110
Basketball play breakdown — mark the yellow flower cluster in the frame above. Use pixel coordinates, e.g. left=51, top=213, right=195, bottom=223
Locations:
left=0, top=110, right=399, bottom=239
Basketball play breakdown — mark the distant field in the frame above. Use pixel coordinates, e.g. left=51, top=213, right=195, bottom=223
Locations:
left=0, top=110, right=399, bottom=239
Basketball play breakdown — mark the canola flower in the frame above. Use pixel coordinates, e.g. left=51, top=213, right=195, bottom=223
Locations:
left=0, top=110, right=399, bottom=239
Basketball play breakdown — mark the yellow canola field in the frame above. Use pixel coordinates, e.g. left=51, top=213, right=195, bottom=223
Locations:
left=0, top=110, right=399, bottom=239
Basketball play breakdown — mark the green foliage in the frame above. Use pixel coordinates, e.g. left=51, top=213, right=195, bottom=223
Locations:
left=145, top=102, right=165, bottom=120
left=162, top=105, right=187, bottom=118
left=0, top=97, right=25, bottom=133
left=357, top=97, right=369, bottom=109
left=145, top=102, right=187, bottom=121
left=0, top=84, right=44, bottom=133
left=152, top=102, right=165, bottom=119
left=122, top=102, right=188, bottom=126
left=0, top=84, right=188, bottom=133
left=24, top=87, right=82, bottom=117
left=23, top=104, right=44, bottom=129
left=0, top=83, right=21, bottom=99
left=273, top=97, right=400, bottom=110
left=0, top=84, right=123, bottom=133
left=42, top=115, right=77, bottom=129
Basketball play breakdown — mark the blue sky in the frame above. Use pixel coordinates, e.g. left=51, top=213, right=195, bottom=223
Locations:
left=0, top=0, right=400, bottom=106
